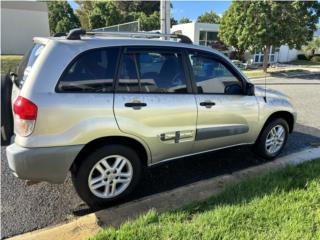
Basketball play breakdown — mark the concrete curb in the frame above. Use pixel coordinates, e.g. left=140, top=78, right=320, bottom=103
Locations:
left=249, top=71, right=320, bottom=81
left=9, top=147, right=320, bottom=240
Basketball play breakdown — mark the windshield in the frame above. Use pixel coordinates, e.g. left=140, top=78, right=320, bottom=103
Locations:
left=16, top=43, right=45, bottom=88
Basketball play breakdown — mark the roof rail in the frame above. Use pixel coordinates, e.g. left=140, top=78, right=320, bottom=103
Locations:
left=64, top=28, right=193, bottom=44
left=66, top=28, right=86, bottom=40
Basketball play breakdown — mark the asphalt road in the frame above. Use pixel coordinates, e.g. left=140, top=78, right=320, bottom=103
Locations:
left=1, top=75, right=320, bottom=239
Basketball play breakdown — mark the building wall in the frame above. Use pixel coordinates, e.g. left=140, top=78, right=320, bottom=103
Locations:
left=1, top=2, right=50, bottom=55
left=277, top=45, right=299, bottom=63
left=171, top=22, right=219, bottom=45
left=194, top=23, right=219, bottom=45
left=171, top=22, right=196, bottom=43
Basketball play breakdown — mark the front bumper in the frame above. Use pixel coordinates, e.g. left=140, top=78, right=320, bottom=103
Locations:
left=6, top=143, right=83, bottom=183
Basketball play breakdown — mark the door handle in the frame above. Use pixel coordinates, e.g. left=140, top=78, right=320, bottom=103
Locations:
left=124, top=102, right=147, bottom=108
left=200, top=101, right=216, bottom=108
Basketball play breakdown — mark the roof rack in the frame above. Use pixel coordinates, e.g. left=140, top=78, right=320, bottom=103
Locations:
left=66, top=28, right=86, bottom=40
left=64, top=28, right=193, bottom=44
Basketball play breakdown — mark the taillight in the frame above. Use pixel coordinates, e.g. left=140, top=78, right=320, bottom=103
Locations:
left=13, top=96, right=38, bottom=136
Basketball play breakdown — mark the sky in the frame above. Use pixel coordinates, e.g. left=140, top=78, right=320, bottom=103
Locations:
left=67, top=1, right=232, bottom=21
left=171, top=1, right=231, bottom=20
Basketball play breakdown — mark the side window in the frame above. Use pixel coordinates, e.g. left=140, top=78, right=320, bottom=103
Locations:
left=188, top=52, right=243, bottom=95
left=57, top=47, right=119, bottom=92
left=118, top=48, right=188, bottom=93
left=118, top=54, right=140, bottom=92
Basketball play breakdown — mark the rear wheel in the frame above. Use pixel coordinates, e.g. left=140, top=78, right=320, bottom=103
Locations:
left=1, top=74, right=14, bottom=146
left=254, top=118, right=289, bottom=159
left=72, top=145, right=142, bottom=207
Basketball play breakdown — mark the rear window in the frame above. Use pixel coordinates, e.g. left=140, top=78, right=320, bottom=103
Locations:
left=17, top=43, right=45, bottom=88
left=57, top=47, right=119, bottom=93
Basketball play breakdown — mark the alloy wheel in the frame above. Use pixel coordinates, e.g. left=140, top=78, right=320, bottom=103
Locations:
left=88, top=155, right=133, bottom=199
left=265, top=124, right=286, bottom=154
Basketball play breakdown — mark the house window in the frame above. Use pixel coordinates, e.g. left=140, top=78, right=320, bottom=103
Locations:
left=199, top=31, right=218, bottom=47
left=253, top=46, right=279, bottom=64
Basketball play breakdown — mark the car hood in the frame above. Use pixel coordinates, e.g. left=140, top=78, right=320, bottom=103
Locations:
left=254, top=86, right=289, bottom=99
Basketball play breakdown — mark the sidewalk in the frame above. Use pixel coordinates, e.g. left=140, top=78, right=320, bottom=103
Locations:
left=9, top=147, right=320, bottom=240
left=244, top=65, right=320, bottom=80
left=248, top=68, right=320, bottom=85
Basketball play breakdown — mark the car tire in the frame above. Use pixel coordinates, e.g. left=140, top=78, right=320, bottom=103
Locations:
left=1, top=74, right=14, bottom=146
left=254, top=118, right=289, bottom=160
left=72, top=144, right=142, bottom=208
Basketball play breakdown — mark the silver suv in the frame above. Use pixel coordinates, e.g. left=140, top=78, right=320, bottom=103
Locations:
left=5, top=29, right=296, bottom=207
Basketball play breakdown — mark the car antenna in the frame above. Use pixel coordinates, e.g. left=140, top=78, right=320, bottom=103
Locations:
left=264, top=70, right=267, bottom=102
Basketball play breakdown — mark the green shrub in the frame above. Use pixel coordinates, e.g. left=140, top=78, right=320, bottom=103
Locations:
left=297, top=54, right=308, bottom=60
left=311, top=55, right=320, bottom=63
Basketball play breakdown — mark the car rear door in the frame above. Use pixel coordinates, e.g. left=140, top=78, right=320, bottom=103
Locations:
left=187, top=49, right=259, bottom=153
left=113, top=46, right=197, bottom=163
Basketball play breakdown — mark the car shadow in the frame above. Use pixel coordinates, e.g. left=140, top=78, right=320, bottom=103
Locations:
left=270, top=70, right=319, bottom=78
left=73, top=123, right=320, bottom=216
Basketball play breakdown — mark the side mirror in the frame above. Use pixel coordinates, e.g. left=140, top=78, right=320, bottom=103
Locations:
left=246, top=82, right=255, bottom=96
left=224, top=83, right=242, bottom=95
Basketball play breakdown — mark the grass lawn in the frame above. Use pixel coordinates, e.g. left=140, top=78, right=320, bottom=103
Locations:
left=1, top=55, right=23, bottom=74
left=90, top=158, right=320, bottom=240
left=243, top=69, right=271, bottom=78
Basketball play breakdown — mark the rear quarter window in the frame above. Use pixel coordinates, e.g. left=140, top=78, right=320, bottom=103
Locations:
left=17, top=43, right=45, bottom=88
left=57, top=47, right=119, bottom=93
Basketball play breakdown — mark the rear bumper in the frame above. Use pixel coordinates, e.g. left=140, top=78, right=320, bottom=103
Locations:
left=6, top=143, right=83, bottom=183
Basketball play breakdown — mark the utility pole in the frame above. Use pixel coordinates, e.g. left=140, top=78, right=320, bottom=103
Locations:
left=160, top=0, right=170, bottom=39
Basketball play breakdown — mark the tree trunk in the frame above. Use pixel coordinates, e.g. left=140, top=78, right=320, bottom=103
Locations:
left=262, top=45, right=270, bottom=73
left=311, top=49, right=315, bottom=57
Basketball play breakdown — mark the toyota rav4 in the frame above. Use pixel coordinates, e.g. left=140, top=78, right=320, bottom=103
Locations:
left=4, top=29, right=296, bottom=207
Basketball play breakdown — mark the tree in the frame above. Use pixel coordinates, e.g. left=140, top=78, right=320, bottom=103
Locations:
left=219, top=1, right=320, bottom=72
left=197, top=11, right=220, bottom=24
left=179, top=17, right=192, bottom=24
left=171, top=17, right=178, bottom=27
left=114, top=1, right=160, bottom=16
left=126, top=11, right=160, bottom=31
left=89, top=1, right=122, bottom=29
left=303, top=37, right=320, bottom=57
left=76, top=1, right=161, bottom=30
left=75, top=1, right=94, bottom=29
left=218, top=2, right=249, bottom=61
left=47, top=1, right=80, bottom=34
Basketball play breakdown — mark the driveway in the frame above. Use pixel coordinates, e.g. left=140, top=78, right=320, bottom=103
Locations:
left=1, top=75, right=320, bottom=239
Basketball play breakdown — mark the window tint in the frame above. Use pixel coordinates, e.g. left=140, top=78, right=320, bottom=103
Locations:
left=118, top=49, right=188, bottom=93
left=188, top=53, right=242, bottom=94
left=118, top=54, right=140, bottom=92
left=58, top=47, right=119, bottom=92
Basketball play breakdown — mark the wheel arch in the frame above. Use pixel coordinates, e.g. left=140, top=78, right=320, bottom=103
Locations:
left=264, top=111, right=295, bottom=133
left=257, top=111, right=295, bottom=144
left=70, top=136, right=150, bottom=173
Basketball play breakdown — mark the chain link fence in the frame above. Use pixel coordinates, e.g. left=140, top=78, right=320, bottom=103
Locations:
left=92, top=21, right=140, bottom=32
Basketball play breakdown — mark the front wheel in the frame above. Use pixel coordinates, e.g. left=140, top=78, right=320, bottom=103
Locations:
left=254, top=118, right=289, bottom=159
left=72, top=145, right=142, bottom=207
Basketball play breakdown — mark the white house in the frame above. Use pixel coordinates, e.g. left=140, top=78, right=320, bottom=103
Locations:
left=171, top=22, right=302, bottom=64
left=171, top=22, right=220, bottom=46
left=1, top=1, right=50, bottom=55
